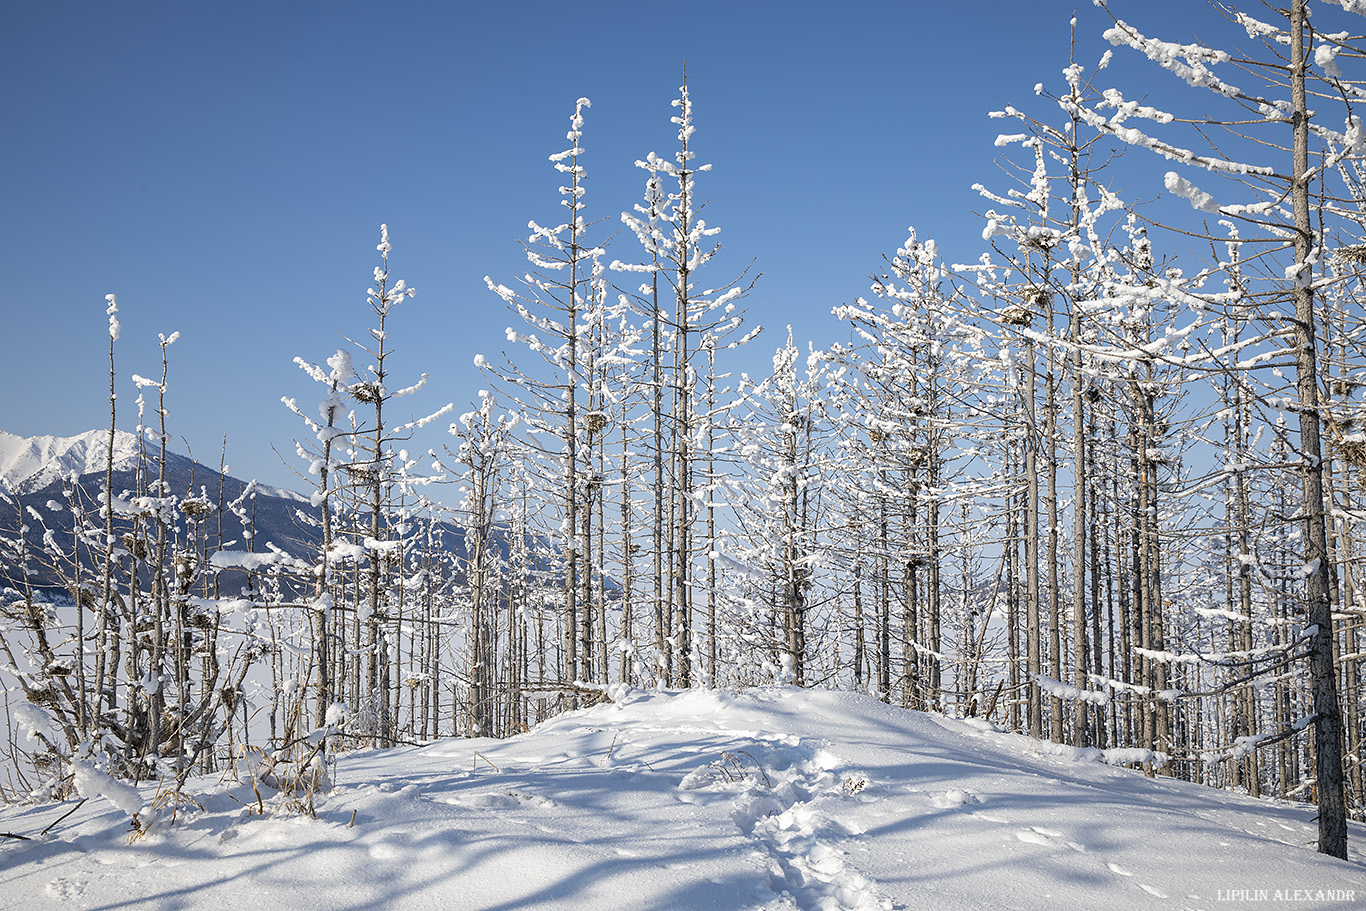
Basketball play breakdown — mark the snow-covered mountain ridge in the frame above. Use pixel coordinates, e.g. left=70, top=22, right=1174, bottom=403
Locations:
left=0, top=428, right=142, bottom=494
left=1, top=687, right=1362, bottom=910
left=0, top=428, right=305, bottom=502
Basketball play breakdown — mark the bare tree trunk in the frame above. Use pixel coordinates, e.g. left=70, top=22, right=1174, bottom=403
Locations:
left=1067, top=98, right=1090, bottom=747
left=853, top=559, right=866, bottom=689
left=596, top=416, right=609, bottom=686
left=1024, top=335, right=1043, bottom=738
left=1045, top=291, right=1063, bottom=745
left=652, top=266, right=668, bottom=686
left=1289, top=0, right=1348, bottom=856
left=878, top=466, right=891, bottom=701
left=620, top=398, right=635, bottom=685
left=1006, top=446, right=1020, bottom=731
left=1088, top=402, right=1107, bottom=748
left=1072, top=351, right=1090, bottom=748
left=673, top=298, right=692, bottom=687
left=902, top=473, right=919, bottom=710
left=706, top=347, right=719, bottom=687
left=96, top=299, right=119, bottom=724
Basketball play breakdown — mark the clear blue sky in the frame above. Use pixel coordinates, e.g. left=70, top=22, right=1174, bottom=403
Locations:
left=1, top=0, right=1218, bottom=493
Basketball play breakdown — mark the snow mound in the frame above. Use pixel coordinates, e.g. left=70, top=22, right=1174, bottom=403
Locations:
left=2, top=688, right=1363, bottom=910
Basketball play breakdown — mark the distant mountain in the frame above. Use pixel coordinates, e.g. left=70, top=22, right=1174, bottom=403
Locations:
left=0, top=429, right=561, bottom=599
left=0, top=428, right=305, bottom=503
left=0, top=428, right=141, bottom=494
left=0, top=429, right=326, bottom=596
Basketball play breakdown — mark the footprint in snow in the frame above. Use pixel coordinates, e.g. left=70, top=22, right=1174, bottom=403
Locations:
left=1013, top=826, right=1062, bottom=846
left=46, top=878, right=86, bottom=901
left=700, top=740, right=891, bottom=910
left=1106, top=860, right=1166, bottom=897
left=440, top=791, right=556, bottom=811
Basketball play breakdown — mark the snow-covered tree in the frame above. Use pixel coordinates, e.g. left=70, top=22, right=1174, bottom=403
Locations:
left=1079, top=0, right=1359, bottom=857
left=729, top=331, right=833, bottom=686
left=485, top=98, right=607, bottom=692
left=612, top=79, right=758, bottom=686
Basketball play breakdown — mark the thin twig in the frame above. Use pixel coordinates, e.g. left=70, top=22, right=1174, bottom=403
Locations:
left=38, top=797, right=87, bottom=837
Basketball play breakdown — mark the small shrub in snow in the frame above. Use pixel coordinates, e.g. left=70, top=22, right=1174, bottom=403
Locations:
left=841, top=775, right=867, bottom=797
left=681, top=750, right=773, bottom=791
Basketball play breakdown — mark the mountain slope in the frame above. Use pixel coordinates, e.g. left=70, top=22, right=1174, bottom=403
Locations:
left=1, top=688, right=1361, bottom=910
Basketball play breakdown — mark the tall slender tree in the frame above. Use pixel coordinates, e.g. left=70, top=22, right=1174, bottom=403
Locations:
left=486, top=98, right=606, bottom=693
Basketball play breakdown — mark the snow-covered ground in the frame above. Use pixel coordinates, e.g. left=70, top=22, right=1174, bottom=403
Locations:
left=2, top=688, right=1363, bottom=910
